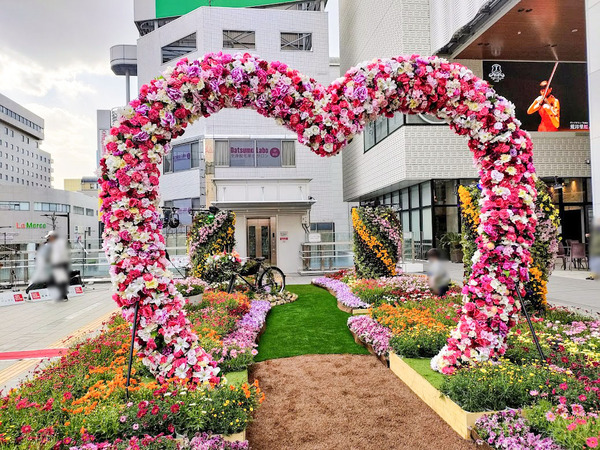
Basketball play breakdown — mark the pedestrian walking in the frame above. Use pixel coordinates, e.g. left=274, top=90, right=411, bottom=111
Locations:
left=48, top=232, right=71, bottom=301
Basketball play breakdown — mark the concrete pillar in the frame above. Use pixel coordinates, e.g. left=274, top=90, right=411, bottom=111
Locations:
left=586, top=0, right=600, bottom=216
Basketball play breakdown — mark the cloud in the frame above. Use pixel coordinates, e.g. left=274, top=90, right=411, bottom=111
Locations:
left=0, top=47, right=106, bottom=99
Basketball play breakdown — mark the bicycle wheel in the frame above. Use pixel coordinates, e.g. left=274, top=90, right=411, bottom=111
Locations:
left=258, top=266, right=285, bottom=294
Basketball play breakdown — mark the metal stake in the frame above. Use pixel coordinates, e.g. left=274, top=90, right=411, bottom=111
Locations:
left=515, top=287, right=546, bottom=362
left=125, top=300, right=141, bottom=401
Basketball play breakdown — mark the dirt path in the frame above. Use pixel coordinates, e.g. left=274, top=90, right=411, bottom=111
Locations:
left=247, top=354, right=476, bottom=450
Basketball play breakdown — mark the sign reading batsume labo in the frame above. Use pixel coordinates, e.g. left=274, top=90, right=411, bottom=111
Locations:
left=229, top=139, right=283, bottom=167
left=16, top=222, right=47, bottom=229
left=483, top=61, right=589, bottom=132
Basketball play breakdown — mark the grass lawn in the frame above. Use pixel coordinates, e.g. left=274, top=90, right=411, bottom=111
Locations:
left=255, top=284, right=369, bottom=361
left=403, top=357, right=446, bottom=389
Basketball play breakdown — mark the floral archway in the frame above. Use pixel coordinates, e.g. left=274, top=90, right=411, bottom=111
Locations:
left=100, top=52, right=537, bottom=381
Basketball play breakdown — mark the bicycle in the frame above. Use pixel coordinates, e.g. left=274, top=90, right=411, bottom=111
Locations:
left=226, top=257, right=286, bottom=294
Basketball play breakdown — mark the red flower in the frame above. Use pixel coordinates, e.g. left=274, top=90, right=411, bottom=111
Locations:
left=170, top=403, right=180, bottom=414
left=21, top=425, right=32, bottom=434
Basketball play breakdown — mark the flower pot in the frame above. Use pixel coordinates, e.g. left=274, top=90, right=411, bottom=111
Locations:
left=188, top=293, right=203, bottom=305
left=450, top=248, right=464, bottom=263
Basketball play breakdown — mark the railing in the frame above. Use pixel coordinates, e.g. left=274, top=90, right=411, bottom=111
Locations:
left=0, top=239, right=190, bottom=287
left=299, top=231, right=354, bottom=272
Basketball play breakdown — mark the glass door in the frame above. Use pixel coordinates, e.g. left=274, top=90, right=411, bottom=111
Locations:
left=247, top=219, right=271, bottom=263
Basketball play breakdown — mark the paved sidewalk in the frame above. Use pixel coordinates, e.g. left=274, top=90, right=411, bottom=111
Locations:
left=443, top=262, right=600, bottom=314
left=0, top=283, right=118, bottom=391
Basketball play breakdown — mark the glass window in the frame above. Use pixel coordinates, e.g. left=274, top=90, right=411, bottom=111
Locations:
left=434, top=180, right=457, bottom=205
left=421, top=182, right=432, bottom=207
left=86, top=208, right=94, bottom=216
left=562, top=178, right=584, bottom=203
left=256, top=140, right=282, bottom=167
left=161, top=33, right=197, bottom=64
left=173, top=198, right=192, bottom=226
left=411, top=210, right=421, bottom=238
left=191, top=142, right=200, bottom=168
left=392, top=191, right=400, bottom=207
left=215, top=140, right=230, bottom=167
left=388, top=113, right=403, bottom=132
left=163, top=151, right=172, bottom=173
left=281, top=32, right=312, bottom=51
left=422, top=207, right=433, bottom=240
left=401, top=189, right=409, bottom=210
left=282, top=141, right=295, bottom=166
left=364, top=121, right=376, bottom=151
left=375, top=117, right=388, bottom=144
left=410, top=186, right=420, bottom=209
left=172, top=143, right=192, bottom=172
left=401, top=211, right=410, bottom=233
left=223, top=30, right=256, bottom=49
left=229, top=139, right=255, bottom=167
left=73, top=206, right=85, bottom=215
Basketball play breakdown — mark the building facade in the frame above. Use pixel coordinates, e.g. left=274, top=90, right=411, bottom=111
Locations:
left=126, top=1, right=352, bottom=274
left=339, top=0, right=594, bottom=257
left=0, top=93, right=52, bottom=189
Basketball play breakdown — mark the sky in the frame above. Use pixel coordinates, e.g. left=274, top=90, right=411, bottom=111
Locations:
left=0, top=0, right=339, bottom=188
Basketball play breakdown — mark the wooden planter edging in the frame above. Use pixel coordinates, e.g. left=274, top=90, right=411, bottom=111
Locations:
left=222, top=430, right=246, bottom=443
left=388, top=353, right=493, bottom=440
left=350, top=329, right=389, bottom=367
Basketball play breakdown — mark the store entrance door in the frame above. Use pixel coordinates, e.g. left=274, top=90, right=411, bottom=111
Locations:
left=247, top=219, right=272, bottom=263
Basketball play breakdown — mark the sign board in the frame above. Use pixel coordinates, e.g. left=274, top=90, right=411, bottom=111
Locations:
left=29, top=289, right=53, bottom=302
left=279, top=231, right=289, bottom=242
left=308, top=233, right=321, bottom=243
left=0, top=291, right=26, bottom=307
left=68, top=285, right=84, bottom=296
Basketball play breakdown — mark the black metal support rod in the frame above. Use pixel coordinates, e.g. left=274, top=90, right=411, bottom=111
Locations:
left=125, top=301, right=141, bottom=401
left=515, top=288, right=546, bottom=362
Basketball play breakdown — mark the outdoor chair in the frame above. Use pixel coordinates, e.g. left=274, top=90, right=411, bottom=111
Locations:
left=570, top=242, right=588, bottom=270
left=556, top=242, right=568, bottom=270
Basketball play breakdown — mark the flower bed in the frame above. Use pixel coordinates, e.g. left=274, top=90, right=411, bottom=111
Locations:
left=0, top=314, right=264, bottom=448
left=312, top=277, right=369, bottom=311
left=347, top=315, right=392, bottom=361
left=187, top=292, right=271, bottom=374
left=328, top=271, right=600, bottom=448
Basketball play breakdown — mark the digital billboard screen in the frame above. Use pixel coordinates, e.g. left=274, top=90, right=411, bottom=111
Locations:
left=483, top=61, right=589, bottom=132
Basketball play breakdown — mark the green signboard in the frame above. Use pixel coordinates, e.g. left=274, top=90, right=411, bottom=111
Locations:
left=155, top=0, right=295, bottom=18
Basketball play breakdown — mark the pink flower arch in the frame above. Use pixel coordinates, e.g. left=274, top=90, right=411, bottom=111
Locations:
left=100, top=52, right=537, bottom=380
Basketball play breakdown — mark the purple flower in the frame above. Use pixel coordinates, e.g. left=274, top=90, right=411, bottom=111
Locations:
left=133, top=131, right=150, bottom=142
left=312, top=278, right=369, bottom=309
left=166, top=87, right=183, bottom=101
left=348, top=316, right=392, bottom=356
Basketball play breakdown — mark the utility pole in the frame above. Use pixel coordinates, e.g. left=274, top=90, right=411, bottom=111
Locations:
left=41, top=212, right=71, bottom=241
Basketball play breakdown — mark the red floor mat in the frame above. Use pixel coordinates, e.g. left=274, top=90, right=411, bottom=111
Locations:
left=0, top=348, right=68, bottom=361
